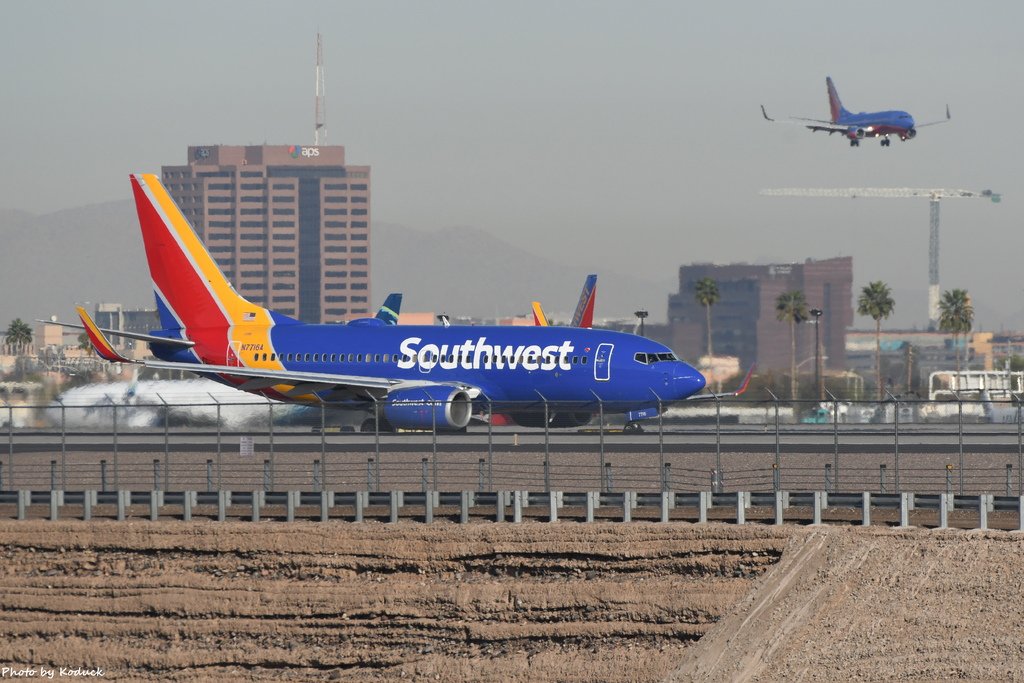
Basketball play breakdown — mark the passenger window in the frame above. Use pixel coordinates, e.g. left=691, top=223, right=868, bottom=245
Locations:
left=357, top=354, right=363, bottom=362
left=348, top=354, right=354, bottom=362
left=375, top=354, right=381, bottom=363
left=313, top=353, right=319, bottom=362
left=304, top=353, right=311, bottom=362
left=582, top=356, right=588, bottom=365
left=330, top=353, right=336, bottom=362
left=383, top=353, right=390, bottom=363
left=253, top=353, right=259, bottom=361
left=270, top=353, right=276, bottom=361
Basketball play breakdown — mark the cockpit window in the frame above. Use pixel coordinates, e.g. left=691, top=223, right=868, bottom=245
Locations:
left=635, top=351, right=679, bottom=365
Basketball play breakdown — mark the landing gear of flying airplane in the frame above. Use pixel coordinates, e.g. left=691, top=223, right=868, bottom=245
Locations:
left=849, top=139, right=860, bottom=147
left=622, top=421, right=644, bottom=434
left=881, top=137, right=891, bottom=147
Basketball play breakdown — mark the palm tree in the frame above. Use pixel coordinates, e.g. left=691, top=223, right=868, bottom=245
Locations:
left=938, top=289, right=974, bottom=374
left=693, top=277, right=720, bottom=360
left=4, top=318, right=33, bottom=355
left=775, top=290, right=808, bottom=400
left=857, top=281, right=895, bottom=399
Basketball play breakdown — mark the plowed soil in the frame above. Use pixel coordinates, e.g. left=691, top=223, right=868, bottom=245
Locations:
left=0, top=522, right=786, bottom=681
left=1, top=522, right=1022, bottom=681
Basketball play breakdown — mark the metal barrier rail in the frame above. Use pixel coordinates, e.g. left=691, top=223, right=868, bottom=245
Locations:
left=2, top=488, right=1022, bottom=531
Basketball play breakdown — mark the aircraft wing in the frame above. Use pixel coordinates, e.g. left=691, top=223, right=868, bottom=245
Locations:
left=685, top=365, right=755, bottom=401
left=762, top=107, right=847, bottom=135
left=917, top=105, right=951, bottom=127
left=141, top=359, right=481, bottom=401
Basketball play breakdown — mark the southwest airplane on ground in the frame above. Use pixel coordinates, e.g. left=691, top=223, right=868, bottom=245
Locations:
left=761, top=76, right=950, bottom=147
left=70, top=174, right=738, bottom=432
left=532, top=274, right=597, bottom=328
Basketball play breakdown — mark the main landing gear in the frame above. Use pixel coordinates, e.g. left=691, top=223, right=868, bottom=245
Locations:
left=880, top=137, right=891, bottom=147
left=623, top=421, right=644, bottom=434
left=849, top=138, right=860, bottom=147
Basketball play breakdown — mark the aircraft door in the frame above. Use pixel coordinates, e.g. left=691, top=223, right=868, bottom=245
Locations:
left=594, top=343, right=613, bottom=382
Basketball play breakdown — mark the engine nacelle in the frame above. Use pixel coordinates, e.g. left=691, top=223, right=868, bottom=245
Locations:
left=383, top=385, right=472, bottom=431
left=905, top=127, right=917, bottom=139
left=854, top=128, right=866, bottom=139
left=508, top=411, right=593, bottom=429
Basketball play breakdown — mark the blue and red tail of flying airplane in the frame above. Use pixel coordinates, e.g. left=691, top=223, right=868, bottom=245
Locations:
left=762, top=76, right=950, bottom=147
left=62, top=174, right=754, bottom=431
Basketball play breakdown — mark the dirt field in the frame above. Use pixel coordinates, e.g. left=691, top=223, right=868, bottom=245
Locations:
left=0, top=521, right=1022, bottom=681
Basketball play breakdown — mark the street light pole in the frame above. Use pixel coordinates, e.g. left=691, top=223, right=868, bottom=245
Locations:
left=810, top=308, right=823, bottom=401
left=634, top=310, right=648, bottom=337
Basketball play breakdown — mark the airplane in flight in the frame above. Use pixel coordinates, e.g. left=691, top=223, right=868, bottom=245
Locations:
left=69, top=174, right=734, bottom=432
left=533, top=274, right=597, bottom=328
left=761, top=76, right=950, bottom=147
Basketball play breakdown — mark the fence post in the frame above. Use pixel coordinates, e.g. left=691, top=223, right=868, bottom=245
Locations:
left=939, top=492, right=949, bottom=529
left=372, top=396, right=381, bottom=490
left=946, top=463, right=953, bottom=496
left=6, top=403, right=12, bottom=489
left=206, top=459, right=213, bottom=492
left=152, top=459, right=160, bottom=492
left=57, top=398, right=67, bottom=490
left=268, top=402, right=275, bottom=491
left=111, top=400, right=119, bottom=490
left=486, top=397, right=493, bottom=491
left=50, top=460, right=57, bottom=491
left=825, top=463, right=833, bottom=493
left=157, top=393, right=169, bottom=489
left=661, top=462, right=671, bottom=492
left=957, top=395, right=964, bottom=495
left=209, top=394, right=222, bottom=491
left=603, top=462, right=612, bottom=493
left=592, top=392, right=605, bottom=487
left=879, top=464, right=887, bottom=493
left=478, top=459, right=485, bottom=491
left=367, top=458, right=374, bottom=492
left=1017, top=393, right=1023, bottom=496
left=887, top=392, right=901, bottom=491
left=543, top=458, right=550, bottom=492
left=827, top=390, right=840, bottom=491
left=1008, top=464, right=1014, bottom=497
left=313, top=459, right=322, bottom=493
left=263, top=459, right=271, bottom=492
left=766, top=390, right=780, bottom=482
left=772, top=462, right=779, bottom=492
left=421, top=458, right=429, bottom=493
left=100, top=460, right=107, bottom=493
left=862, top=491, right=871, bottom=526
left=715, top=396, right=722, bottom=484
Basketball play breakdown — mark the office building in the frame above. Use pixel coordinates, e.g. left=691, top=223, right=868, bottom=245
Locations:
left=162, top=144, right=371, bottom=323
left=667, top=257, right=853, bottom=372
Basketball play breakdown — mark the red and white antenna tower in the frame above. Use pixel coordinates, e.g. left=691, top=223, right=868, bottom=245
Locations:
left=314, top=33, right=326, bottom=145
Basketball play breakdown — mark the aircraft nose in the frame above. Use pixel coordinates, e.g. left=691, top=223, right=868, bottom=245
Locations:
left=673, top=363, right=706, bottom=399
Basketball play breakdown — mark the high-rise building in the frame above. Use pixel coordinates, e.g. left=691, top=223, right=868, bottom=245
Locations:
left=162, top=144, right=371, bottom=323
left=667, top=257, right=853, bottom=372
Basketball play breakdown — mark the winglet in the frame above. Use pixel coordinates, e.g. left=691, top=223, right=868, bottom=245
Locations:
left=732, top=364, right=756, bottom=397
left=532, top=302, right=550, bottom=326
left=761, top=105, right=775, bottom=122
left=77, top=306, right=131, bottom=363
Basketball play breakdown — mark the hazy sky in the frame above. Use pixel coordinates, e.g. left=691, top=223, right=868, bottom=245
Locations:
left=2, top=1, right=1022, bottom=329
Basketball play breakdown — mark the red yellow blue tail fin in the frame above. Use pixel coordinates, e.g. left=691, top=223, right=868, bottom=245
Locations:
left=130, top=173, right=282, bottom=338
left=77, top=306, right=131, bottom=363
left=570, top=274, right=597, bottom=328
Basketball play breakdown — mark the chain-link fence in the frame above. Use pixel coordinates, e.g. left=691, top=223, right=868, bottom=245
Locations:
left=2, top=393, right=1023, bottom=495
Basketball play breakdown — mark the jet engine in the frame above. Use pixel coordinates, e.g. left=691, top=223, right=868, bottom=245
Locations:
left=854, top=128, right=866, bottom=139
left=508, top=411, right=593, bottom=429
left=383, top=385, right=473, bottom=431
left=905, top=128, right=917, bottom=139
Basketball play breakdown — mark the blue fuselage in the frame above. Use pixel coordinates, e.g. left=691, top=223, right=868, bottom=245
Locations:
left=162, top=321, right=707, bottom=413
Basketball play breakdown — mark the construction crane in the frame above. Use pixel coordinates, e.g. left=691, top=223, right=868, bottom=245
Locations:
left=760, top=187, right=1002, bottom=329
